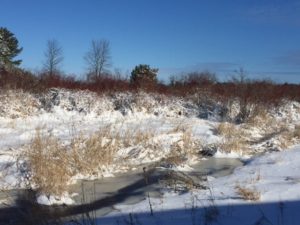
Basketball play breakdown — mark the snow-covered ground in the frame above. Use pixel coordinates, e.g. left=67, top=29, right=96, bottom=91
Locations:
left=96, top=146, right=300, bottom=225
left=0, top=89, right=300, bottom=224
left=0, top=89, right=220, bottom=191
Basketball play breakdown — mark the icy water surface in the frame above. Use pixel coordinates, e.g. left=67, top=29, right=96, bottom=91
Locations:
left=0, top=157, right=243, bottom=224
left=69, top=157, right=243, bottom=216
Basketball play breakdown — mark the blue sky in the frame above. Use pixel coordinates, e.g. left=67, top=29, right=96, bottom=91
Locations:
left=1, top=0, right=300, bottom=83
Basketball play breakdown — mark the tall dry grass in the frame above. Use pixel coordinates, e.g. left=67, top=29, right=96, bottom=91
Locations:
left=216, top=122, right=250, bottom=154
left=293, top=125, right=300, bottom=139
left=26, top=130, right=71, bottom=195
left=26, top=126, right=121, bottom=195
left=69, top=131, right=118, bottom=176
left=25, top=126, right=162, bottom=195
left=276, top=125, right=300, bottom=150
left=121, top=128, right=155, bottom=148
left=217, top=108, right=300, bottom=153
left=165, top=129, right=202, bottom=166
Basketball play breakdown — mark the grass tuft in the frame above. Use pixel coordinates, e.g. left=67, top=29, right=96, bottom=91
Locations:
left=26, top=130, right=71, bottom=196
left=216, top=122, right=249, bottom=154
left=235, top=185, right=260, bottom=201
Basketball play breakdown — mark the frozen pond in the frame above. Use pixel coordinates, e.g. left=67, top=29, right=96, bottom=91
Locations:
left=69, top=157, right=243, bottom=216
left=0, top=157, right=243, bottom=224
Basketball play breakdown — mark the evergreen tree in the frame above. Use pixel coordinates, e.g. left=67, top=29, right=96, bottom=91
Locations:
left=0, top=27, right=23, bottom=69
left=130, top=64, right=158, bottom=85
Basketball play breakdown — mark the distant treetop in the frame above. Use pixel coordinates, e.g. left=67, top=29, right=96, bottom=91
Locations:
left=0, top=27, right=23, bottom=70
left=130, top=64, right=158, bottom=86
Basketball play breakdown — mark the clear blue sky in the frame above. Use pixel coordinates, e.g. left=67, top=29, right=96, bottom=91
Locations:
left=1, top=0, right=300, bottom=83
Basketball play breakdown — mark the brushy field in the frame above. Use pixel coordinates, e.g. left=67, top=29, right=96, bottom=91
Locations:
left=1, top=68, right=300, bottom=197
left=20, top=96, right=300, bottom=196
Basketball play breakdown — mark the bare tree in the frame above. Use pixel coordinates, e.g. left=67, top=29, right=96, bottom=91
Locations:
left=84, top=39, right=111, bottom=81
left=43, top=39, right=63, bottom=76
left=231, top=67, right=248, bottom=84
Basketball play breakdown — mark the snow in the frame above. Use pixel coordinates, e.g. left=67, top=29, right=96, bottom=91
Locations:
left=0, top=90, right=220, bottom=191
left=96, top=146, right=300, bottom=225
left=0, top=89, right=299, bottom=224
left=36, top=193, right=74, bottom=205
left=214, top=150, right=244, bottom=158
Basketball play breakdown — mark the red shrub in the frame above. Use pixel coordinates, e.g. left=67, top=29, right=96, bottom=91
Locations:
left=1, top=69, right=300, bottom=107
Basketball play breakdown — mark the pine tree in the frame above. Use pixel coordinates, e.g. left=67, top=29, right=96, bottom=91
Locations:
left=0, top=27, right=23, bottom=70
left=130, top=64, right=158, bottom=85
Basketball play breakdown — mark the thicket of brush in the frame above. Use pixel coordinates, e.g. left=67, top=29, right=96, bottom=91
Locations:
left=1, top=68, right=300, bottom=104
left=2, top=67, right=300, bottom=125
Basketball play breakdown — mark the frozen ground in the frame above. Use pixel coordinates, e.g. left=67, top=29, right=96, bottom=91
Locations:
left=94, top=146, right=300, bottom=225
left=0, top=89, right=220, bottom=191
left=0, top=89, right=299, bottom=224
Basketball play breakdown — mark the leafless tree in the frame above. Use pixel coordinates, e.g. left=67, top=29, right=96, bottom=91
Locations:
left=84, top=39, right=111, bottom=81
left=231, top=67, right=248, bottom=84
left=43, top=39, right=63, bottom=76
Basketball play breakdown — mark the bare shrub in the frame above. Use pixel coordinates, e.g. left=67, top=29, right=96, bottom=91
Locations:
left=0, top=68, right=39, bottom=91
left=2, top=65, right=300, bottom=104
left=235, top=185, right=260, bottom=201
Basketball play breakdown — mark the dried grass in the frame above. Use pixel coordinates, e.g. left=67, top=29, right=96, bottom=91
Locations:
left=278, top=128, right=300, bottom=149
left=245, top=108, right=273, bottom=130
left=26, top=126, right=121, bottom=195
left=246, top=108, right=294, bottom=138
left=293, top=125, right=300, bottom=139
left=235, top=185, right=260, bottom=201
left=165, top=130, right=202, bottom=166
left=216, top=122, right=250, bottom=154
left=242, top=108, right=300, bottom=151
left=69, top=130, right=118, bottom=175
left=182, top=129, right=202, bottom=156
left=215, top=122, right=236, bottom=138
left=121, top=128, right=155, bottom=148
left=25, top=125, right=162, bottom=195
left=170, top=123, right=190, bottom=133
left=164, top=143, right=186, bottom=166
left=26, top=130, right=71, bottom=195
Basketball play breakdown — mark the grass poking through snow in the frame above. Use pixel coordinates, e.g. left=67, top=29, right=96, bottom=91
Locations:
left=26, top=130, right=71, bottom=196
left=235, top=185, right=261, bottom=201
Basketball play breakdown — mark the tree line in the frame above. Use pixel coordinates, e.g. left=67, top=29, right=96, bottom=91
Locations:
left=0, top=27, right=158, bottom=85
left=1, top=27, right=300, bottom=107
